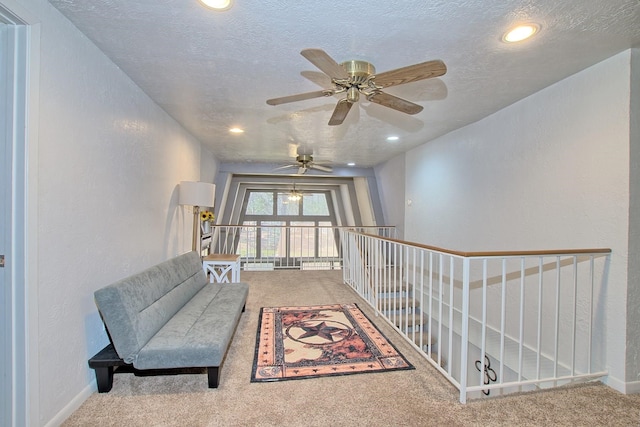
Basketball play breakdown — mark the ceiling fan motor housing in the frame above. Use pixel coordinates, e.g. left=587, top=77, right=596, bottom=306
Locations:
left=296, top=154, right=313, bottom=164
left=340, top=60, right=376, bottom=84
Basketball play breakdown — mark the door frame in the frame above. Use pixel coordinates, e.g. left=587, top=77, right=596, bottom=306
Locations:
left=0, top=1, right=39, bottom=425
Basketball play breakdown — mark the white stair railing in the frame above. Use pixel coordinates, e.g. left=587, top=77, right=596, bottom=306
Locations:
left=207, top=225, right=395, bottom=270
left=339, top=229, right=611, bottom=403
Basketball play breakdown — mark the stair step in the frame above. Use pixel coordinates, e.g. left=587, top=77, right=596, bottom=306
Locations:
left=391, top=312, right=427, bottom=328
left=408, top=331, right=437, bottom=348
left=379, top=297, right=420, bottom=311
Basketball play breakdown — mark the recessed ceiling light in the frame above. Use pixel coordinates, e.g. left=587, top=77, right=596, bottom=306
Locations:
left=198, top=0, right=233, bottom=10
left=229, top=127, right=244, bottom=134
left=347, top=162, right=355, bottom=166
left=502, top=24, right=540, bottom=43
left=386, top=136, right=399, bottom=141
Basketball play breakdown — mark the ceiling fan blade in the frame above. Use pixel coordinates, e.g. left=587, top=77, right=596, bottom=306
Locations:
left=267, top=89, right=334, bottom=106
left=328, top=99, right=353, bottom=126
left=368, top=91, right=423, bottom=115
left=373, top=60, right=447, bottom=89
left=273, top=164, right=297, bottom=171
left=300, top=70, right=333, bottom=88
left=300, top=49, right=349, bottom=80
left=310, top=164, right=333, bottom=172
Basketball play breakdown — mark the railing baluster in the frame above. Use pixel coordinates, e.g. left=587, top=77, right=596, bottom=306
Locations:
left=536, top=257, right=543, bottom=380
left=393, top=242, right=397, bottom=328
left=381, top=240, right=387, bottom=315
left=588, top=255, right=594, bottom=374
left=460, top=257, right=470, bottom=404
left=481, top=259, right=487, bottom=390
left=438, top=254, right=443, bottom=370
left=375, top=239, right=381, bottom=312
left=518, top=257, right=525, bottom=382
left=419, top=250, right=424, bottom=350
left=404, top=246, right=409, bottom=334
left=500, top=258, right=506, bottom=386
left=428, top=252, right=433, bottom=359
left=572, top=255, right=578, bottom=376
left=448, top=256, right=454, bottom=378
left=554, top=256, right=561, bottom=378
left=412, top=247, right=417, bottom=343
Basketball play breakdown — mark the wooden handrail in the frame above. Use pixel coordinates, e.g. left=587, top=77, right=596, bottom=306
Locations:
left=355, top=232, right=611, bottom=258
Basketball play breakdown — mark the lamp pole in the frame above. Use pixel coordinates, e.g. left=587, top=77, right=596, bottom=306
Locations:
left=192, top=206, right=201, bottom=252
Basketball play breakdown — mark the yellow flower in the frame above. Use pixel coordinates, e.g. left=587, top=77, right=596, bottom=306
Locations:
left=200, top=211, right=215, bottom=222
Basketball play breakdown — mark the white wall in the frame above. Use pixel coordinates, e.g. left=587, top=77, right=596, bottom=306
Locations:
left=374, top=153, right=406, bottom=238
left=627, top=48, right=640, bottom=385
left=15, top=0, right=217, bottom=424
left=200, top=146, right=220, bottom=184
left=405, top=51, right=633, bottom=389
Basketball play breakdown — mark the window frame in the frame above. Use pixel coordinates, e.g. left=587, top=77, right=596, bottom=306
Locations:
left=237, top=189, right=339, bottom=267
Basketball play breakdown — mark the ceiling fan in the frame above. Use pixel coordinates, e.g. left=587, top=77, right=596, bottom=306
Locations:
left=275, top=154, right=333, bottom=174
left=266, top=48, right=447, bottom=126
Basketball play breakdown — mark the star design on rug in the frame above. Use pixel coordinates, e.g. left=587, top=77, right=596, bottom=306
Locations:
left=297, top=321, right=345, bottom=343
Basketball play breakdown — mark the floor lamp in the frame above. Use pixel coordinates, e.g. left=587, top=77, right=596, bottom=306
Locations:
left=179, top=181, right=216, bottom=253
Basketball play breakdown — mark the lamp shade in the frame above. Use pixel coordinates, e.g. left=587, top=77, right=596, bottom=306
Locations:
left=179, top=181, right=215, bottom=207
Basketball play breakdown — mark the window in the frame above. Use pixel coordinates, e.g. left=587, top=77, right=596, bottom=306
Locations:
left=277, top=193, right=298, bottom=215
left=237, top=190, right=339, bottom=268
left=246, top=192, right=273, bottom=215
left=303, top=193, right=329, bottom=216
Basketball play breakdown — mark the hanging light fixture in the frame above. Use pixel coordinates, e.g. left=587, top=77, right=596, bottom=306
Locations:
left=288, top=183, right=302, bottom=201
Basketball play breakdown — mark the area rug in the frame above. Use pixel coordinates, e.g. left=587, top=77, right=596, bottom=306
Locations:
left=251, top=303, right=414, bottom=382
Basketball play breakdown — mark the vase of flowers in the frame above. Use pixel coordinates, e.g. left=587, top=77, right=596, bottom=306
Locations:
left=200, top=210, right=215, bottom=233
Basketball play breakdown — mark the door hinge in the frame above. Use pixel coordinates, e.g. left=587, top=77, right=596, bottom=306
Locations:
left=0, top=255, right=4, bottom=268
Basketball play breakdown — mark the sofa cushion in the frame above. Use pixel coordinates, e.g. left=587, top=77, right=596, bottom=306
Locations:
left=94, top=251, right=207, bottom=364
left=135, top=282, right=249, bottom=369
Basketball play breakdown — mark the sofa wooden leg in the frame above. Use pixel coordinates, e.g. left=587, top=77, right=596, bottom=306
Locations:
left=94, top=367, right=115, bottom=393
left=207, top=367, right=220, bottom=388
left=88, top=343, right=129, bottom=393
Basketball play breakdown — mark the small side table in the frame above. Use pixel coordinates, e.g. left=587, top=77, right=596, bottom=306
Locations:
left=202, top=254, right=241, bottom=283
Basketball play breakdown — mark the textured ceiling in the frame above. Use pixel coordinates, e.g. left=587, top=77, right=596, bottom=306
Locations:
left=49, top=0, right=640, bottom=168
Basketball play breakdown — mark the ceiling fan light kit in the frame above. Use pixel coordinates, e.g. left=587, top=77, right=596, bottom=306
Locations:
left=266, top=48, right=447, bottom=126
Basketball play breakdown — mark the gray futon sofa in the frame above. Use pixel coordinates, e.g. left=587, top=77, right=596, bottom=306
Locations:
left=89, top=251, right=248, bottom=392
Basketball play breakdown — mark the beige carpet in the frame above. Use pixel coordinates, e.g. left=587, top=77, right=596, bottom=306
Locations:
left=64, top=270, right=640, bottom=426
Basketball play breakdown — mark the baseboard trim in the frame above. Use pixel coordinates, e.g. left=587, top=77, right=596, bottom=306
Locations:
left=603, top=375, right=640, bottom=394
left=44, top=381, right=96, bottom=427
left=623, top=379, right=640, bottom=394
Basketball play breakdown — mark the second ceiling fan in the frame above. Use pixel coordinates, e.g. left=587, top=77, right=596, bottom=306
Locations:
left=267, top=48, right=447, bottom=126
left=275, top=154, right=333, bottom=175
